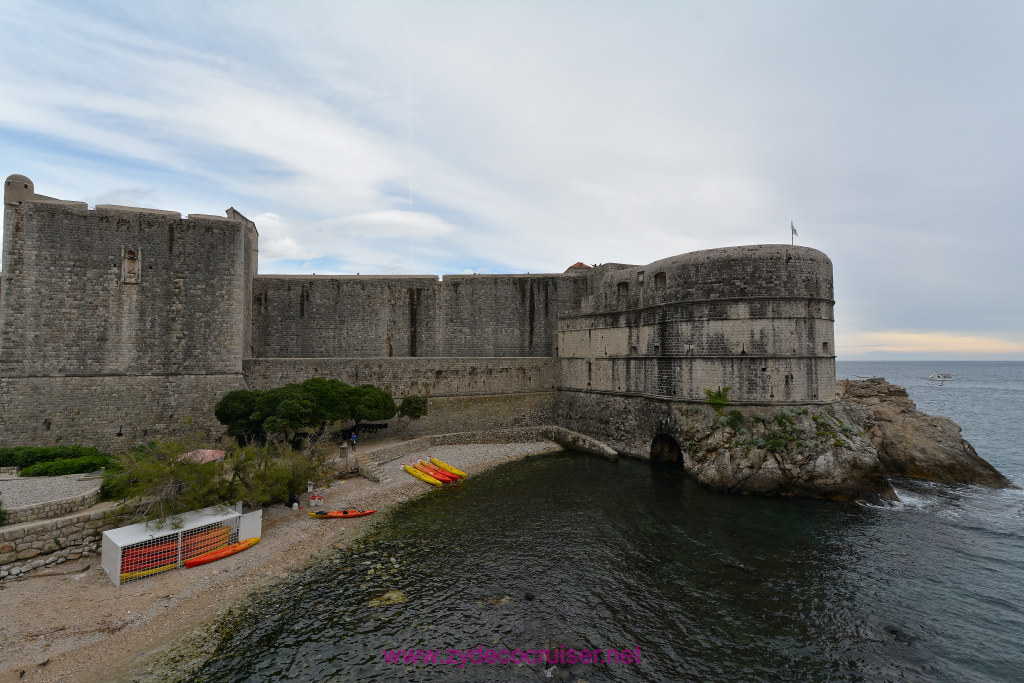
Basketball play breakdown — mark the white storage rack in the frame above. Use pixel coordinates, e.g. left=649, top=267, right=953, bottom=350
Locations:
left=101, top=504, right=262, bottom=586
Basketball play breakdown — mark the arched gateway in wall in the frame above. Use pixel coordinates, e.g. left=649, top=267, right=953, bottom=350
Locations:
left=649, top=434, right=683, bottom=468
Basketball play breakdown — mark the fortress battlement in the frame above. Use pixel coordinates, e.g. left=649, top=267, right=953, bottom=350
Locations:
left=0, top=175, right=835, bottom=453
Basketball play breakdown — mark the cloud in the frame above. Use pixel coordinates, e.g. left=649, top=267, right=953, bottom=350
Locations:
left=318, top=210, right=458, bottom=240
left=84, top=187, right=161, bottom=208
left=252, top=213, right=313, bottom=262
left=1, top=1, right=1023, bottom=357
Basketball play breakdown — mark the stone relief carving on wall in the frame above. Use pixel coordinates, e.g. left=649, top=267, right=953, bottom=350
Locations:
left=121, top=246, right=141, bottom=284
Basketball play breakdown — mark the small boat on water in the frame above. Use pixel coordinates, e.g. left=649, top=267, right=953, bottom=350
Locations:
left=928, top=373, right=956, bottom=382
left=308, top=509, right=376, bottom=519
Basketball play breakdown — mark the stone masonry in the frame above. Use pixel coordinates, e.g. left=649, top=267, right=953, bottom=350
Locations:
left=0, top=175, right=835, bottom=458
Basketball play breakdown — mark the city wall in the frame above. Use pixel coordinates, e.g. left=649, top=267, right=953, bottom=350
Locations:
left=0, top=175, right=837, bottom=457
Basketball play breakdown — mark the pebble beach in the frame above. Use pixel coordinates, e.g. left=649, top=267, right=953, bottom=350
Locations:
left=0, top=441, right=560, bottom=683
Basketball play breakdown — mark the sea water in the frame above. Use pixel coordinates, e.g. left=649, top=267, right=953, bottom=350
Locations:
left=156, top=361, right=1024, bottom=682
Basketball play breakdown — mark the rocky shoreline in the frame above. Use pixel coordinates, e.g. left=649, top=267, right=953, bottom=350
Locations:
left=671, top=377, right=1012, bottom=503
left=1, top=379, right=1013, bottom=681
left=0, top=442, right=561, bottom=683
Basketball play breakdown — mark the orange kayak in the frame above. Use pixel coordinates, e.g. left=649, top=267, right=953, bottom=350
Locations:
left=122, top=526, right=230, bottom=561
left=308, top=509, right=377, bottom=518
left=185, top=537, right=260, bottom=568
left=414, top=461, right=454, bottom=483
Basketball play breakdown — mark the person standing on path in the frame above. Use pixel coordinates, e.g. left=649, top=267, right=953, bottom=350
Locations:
left=350, top=431, right=357, bottom=452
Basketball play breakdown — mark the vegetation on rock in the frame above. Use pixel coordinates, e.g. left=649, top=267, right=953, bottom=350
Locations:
left=704, top=386, right=731, bottom=413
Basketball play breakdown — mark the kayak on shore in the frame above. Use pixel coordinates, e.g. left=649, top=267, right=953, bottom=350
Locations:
left=307, top=509, right=377, bottom=519
left=430, top=457, right=467, bottom=478
left=403, top=463, right=443, bottom=486
left=185, top=537, right=260, bottom=568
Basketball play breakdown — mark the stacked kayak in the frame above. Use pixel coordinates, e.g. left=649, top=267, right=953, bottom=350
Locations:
left=401, top=457, right=467, bottom=486
left=119, top=525, right=232, bottom=581
left=185, top=537, right=260, bottom=568
left=308, top=509, right=376, bottom=519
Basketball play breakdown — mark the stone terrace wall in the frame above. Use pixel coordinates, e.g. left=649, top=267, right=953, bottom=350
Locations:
left=0, top=506, right=115, bottom=579
left=3, top=488, right=100, bottom=527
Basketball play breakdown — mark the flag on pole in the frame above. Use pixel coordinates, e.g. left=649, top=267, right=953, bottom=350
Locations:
left=791, top=221, right=798, bottom=244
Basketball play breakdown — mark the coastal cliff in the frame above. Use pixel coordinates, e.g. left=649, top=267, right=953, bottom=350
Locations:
left=669, top=377, right=1011, bottom=503
left=836, top=377, right=1013, bottom=488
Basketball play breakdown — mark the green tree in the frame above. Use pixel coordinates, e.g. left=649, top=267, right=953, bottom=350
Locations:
left=214, top=389, right=265, bottom=443
left=398, top=395, right=429, bottom=419
left=214, top=379, right=397, bottom=445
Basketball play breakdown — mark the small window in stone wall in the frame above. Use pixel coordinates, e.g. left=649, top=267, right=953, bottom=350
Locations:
left=618, top=282, right=629, bottom=297
left=122, top=247, right=141, bottom=284
left=654, top=272, right=667, bottom=288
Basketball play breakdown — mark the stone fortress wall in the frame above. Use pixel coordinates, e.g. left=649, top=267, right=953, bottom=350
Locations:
left=0, top=175, right=836, bottom=453
left=1, top=175, right=256, bottom=448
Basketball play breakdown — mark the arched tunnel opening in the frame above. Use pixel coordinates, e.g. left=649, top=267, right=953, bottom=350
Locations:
left=650, top=433, right=684, bottom=469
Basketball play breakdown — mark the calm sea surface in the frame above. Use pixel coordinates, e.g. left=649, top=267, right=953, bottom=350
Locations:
left=165, top=362, right=1024, bottom=682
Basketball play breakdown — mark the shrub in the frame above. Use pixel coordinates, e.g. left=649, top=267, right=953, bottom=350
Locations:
left=704, top=386, right=731, bottom=413
left=19, top=454, right=110, bottom=477
left=226, top=440, right=332, bottom=509
left=102, top=440, right=236, bottom=524
left=0, top=445, right=107, bottom=469
left=726, top=409, right=744, bottom=431
left=398, top=395, right=429, bottom=420
left=763, top=430, right=789, bottom=453
left=0, top=499, right=6, bottom=525
left=102, top=436, right=335, bottom=523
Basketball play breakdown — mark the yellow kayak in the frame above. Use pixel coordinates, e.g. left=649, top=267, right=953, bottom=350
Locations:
left=403, top=464, right=442, bottom=486
left=120, top=562, right=178, bottom=581
left=430, top=457, right=467, bottom=478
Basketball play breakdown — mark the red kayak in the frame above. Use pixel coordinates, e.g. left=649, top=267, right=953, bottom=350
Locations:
left=122, top=526, right=231, bottom=562
left=308, top=509, right=377, bottom=519
left=413, top=461, right=455, bottom=483
left=185, top=537, right=260, bottom=568
left=418, top=460, right=459, bottom=481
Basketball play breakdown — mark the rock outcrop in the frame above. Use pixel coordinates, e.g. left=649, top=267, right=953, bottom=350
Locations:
left=837, top=377, right=1013, bottom=488
left=668, top=403, right=897, bottom=503
left=661, top=377, right=1012, bottom=504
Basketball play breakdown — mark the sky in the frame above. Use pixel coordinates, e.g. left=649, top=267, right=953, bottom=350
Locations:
left=1, top=0, right=1022, bottom=360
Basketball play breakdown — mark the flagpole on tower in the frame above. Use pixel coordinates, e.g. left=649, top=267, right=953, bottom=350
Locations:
left=791, top=221, right=798, bottom=245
